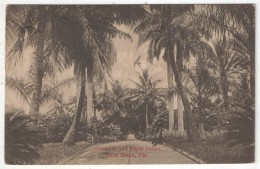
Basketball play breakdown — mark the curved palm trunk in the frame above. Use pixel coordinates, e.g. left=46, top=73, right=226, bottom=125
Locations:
left=62, top=64, right=86, bottom=146
left=86, top=69, right=94, bottom=123
left=29, top=7, right=46, bottom=126
left=169, top=47, right=201, bottom=141
left=167, top=60, right=175, bottom=132
left=164, top=5, right=200, bottom=140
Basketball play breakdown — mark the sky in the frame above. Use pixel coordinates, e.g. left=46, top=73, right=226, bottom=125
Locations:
left=5, top=24, right=168, bottom=113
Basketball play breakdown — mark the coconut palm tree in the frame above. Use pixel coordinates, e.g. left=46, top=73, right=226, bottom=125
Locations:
left=95, top=80, right=132, bottom=132
left=61, top=6, right=146, bottom=145
left=190, top=5, right=255, bottom=99
left=6, top=5, right=77, bottom=125
left=130, top=69, right=165, bottom=130
left=208, top=39, right=249, bottom=111
left=7, top=6, right=47, bottom=125
left=185, top=53, right=218, bottom=138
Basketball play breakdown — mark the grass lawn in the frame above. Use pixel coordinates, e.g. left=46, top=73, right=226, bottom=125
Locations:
left=34, top=141, right=94, bottom=164
left=162, top=130, right=254, bottom=164
left=166, top=140, right=254, bottom=163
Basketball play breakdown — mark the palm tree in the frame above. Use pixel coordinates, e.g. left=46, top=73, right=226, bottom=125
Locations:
left=6, top=75, right=75, bottom=109
left=95, top=80, right=131, bottom=132
left=5, top=111, right=43, bottom=164
left=135, top=5, right=202, bottom=141
left=215, top=5, right=255, bottom=100
left=212, top=39, right=248, bottom=111
left=44, top=92, right=75, bottom=116
left=134, top=7, right=176, bottom=132
left=185, top=53, right=218, bottom=138
left=130, top=69, right=165, bottom=130
left=83, top=5, right=147, bottom=123
left=61, top=6, right=146, bottom=145
left=7, top=6, right=47, bottom=125
left=191, top=5, right=255, bottom=99
left=62, top=63, right=86, bottom=145
left=6, top=6, right=75, bottom=125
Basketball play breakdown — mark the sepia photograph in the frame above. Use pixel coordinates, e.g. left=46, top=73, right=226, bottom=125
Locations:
left=4, top=4, right=255, bottom=165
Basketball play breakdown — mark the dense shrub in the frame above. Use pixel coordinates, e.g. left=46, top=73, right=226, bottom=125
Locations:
left=38, top=113, right=72, bottom=143
left=5, top=111, right=43, bottom=164
left=225, top=104, right=254, bottom=147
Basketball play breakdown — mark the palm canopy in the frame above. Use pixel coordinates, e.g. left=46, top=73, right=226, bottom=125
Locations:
left=130, top=69, right=164, bottom=106
left=95, top=80, right=132, bottom=126
left=187, top=5, right=255, bottom=98
left=130, top=69, right=166, bottom=129
left=6, top=75, right=75, bottom=107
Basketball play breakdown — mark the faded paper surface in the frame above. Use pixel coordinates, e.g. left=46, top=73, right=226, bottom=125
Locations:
left=4, top=4, right=255, bottom=165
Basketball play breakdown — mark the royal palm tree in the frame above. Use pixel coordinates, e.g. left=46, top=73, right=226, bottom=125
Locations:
left=135, top=5, right=203, bottom=141
left=134, top=7, right=176, bottom=132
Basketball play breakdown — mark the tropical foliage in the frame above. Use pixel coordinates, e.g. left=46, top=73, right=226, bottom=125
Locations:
left=5, top=4, right=254, bottom=164
left=5, top=111, right=43, bottom=164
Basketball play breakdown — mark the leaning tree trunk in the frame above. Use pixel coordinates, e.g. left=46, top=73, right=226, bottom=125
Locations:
left=165, top=5, right=200, bottom=141
left=29, top=6, right=46, bottom=126
left=167, top=57, right=175, bottom=132
left=62, top=64, right=86, bottom=146
left=86, top=68, right=94, bottom=123
left=169, top=45, right=201, bottom=142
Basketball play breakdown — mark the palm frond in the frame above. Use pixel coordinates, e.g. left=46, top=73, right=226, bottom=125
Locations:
left=5, top=76, right=32, bottom=105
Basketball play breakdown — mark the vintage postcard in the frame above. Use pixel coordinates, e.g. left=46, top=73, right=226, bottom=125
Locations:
left=3, top=3, right=255, bottom=166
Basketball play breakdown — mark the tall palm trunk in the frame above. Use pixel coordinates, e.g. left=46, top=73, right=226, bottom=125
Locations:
left=29, top=7, right=46, bottom=126
left=176, top=41, right=184, bottom=132
left=145, top=102, right=149, bottom=130
left=220, top=67, right=229, bottom=110
left=169, top=45, right=201, bottom=142
left=62, top=64, right=86, bottom=146
left=198, top=89, right=205, bottom=139
left=197, top=56, right=205, bottom=138
left=86, top=69, right=94, bottom=122
left=167, top=59, right=175, bottom=132
left=177, top=96, right=185, bottom=132
left=220, top=31, right=229, bottom=111
left=165, top=6, right=200, bottom=141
